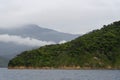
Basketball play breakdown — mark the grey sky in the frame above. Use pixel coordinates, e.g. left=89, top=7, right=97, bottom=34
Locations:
left=0, top=0, right=120, bottom=34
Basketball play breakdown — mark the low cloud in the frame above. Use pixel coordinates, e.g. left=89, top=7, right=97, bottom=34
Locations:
left=0, top=34, right=55, bottom=47
left=59, top=40, right=67, bottom=44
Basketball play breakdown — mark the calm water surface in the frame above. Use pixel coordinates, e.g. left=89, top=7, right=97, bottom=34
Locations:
left=0, top=68, right=120, bottom=80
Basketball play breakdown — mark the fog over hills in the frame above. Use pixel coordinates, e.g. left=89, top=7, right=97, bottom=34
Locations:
left=0, top=24, right=78, bottom=42
left=0, top=24, right=79, bottom=67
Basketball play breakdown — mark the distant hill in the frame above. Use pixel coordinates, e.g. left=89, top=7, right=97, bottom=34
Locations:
left=0, top=42, right=34, bottom=59
left=0, top=56, right=9, bottom=67
left=0, top=24, right=78, bottom=42
left=0, top=24, right=78, bottom=58
left=8, top=21, right=120, bottom=69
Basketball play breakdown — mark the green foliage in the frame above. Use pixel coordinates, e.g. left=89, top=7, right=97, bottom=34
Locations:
left=8, top=21, right=120, bottom=69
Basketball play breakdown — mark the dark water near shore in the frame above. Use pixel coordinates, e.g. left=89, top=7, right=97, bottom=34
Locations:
left=0, top=68, right=120, bottom=80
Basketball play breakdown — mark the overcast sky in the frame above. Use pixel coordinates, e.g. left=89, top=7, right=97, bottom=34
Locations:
left=0, top=0, right=120, bottom=34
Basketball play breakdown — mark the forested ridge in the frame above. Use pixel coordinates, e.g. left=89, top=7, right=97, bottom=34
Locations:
left=8, top=21, right=120, bottom=69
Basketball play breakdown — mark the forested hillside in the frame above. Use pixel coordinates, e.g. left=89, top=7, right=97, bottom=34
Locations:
left=8, top=21, right=120, bottom=69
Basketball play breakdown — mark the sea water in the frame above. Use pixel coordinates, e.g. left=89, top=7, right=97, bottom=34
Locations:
left=0, top=68, right=120, bottom=80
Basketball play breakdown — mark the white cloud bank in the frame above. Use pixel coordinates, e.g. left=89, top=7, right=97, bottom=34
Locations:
left=59, top=40, right=67, bottom=44
left=0, top=34, right=55, bottom=47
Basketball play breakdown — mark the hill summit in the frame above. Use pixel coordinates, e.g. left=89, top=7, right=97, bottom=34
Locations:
left=8, top=21, right=120, bottom=69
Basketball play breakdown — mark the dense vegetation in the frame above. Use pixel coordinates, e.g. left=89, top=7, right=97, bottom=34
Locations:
left=8, top=21, right=120, bottom=69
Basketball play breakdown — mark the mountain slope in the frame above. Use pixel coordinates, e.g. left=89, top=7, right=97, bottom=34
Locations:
left=8, top=21, right=120, bottom=69
left=0, top=42, right=34, bottom=58
left=0, top=56, right=9, bottom=67
left=0, top=24, right=78, bottom=42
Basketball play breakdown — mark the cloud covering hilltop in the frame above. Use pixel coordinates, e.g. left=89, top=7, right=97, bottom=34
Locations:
left=0, top=34, right=55, bottom=47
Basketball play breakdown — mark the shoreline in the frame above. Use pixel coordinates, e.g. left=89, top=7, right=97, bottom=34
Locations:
left=8, top=66, right=119, bottom=70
